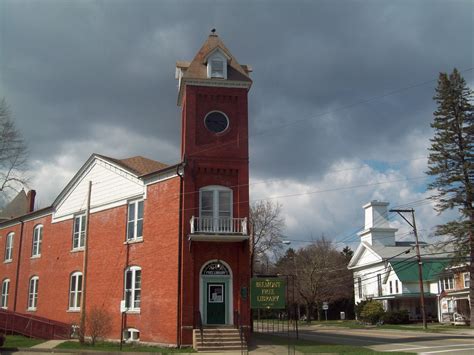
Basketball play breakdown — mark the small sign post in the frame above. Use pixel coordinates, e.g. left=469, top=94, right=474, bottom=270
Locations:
left=250, top=278, right=286, bottom=309
left=323, top=302, right=329, bottom=321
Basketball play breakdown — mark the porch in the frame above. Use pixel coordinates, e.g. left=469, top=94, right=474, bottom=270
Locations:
left=374, top=293, right=438, bottom=321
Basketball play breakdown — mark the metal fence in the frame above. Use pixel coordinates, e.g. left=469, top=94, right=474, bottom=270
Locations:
left=0, top=309, right=71, bottom=340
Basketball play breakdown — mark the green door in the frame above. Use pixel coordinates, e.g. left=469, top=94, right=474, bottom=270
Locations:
left=207, top=283, right=226, bottom=324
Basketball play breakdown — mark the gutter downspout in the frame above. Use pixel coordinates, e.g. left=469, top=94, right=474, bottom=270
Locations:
left=13, top=220, right=24, bottom=312
left=176, top=162, right=185, bottom=347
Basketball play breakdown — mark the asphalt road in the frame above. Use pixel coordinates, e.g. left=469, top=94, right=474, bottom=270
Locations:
left=293, top=326, right=474, bottom=354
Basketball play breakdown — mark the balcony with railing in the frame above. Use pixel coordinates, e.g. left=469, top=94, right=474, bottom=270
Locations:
left=189, top=216, right=249, bottom=242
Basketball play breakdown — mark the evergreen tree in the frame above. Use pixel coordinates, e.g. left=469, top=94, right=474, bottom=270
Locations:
left=426, top=68, right=473, bottom=326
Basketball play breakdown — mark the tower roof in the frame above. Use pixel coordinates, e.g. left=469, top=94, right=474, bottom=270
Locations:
left=175, top=30, right=252, bottom=105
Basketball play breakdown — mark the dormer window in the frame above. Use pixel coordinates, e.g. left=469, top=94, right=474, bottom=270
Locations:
left=207, top=50, right=227, bottom=79
left=211, top=59, right=224, bottom=78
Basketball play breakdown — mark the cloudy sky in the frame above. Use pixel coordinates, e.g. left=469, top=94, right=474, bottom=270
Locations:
left=1, top=0, right=472, bottom=249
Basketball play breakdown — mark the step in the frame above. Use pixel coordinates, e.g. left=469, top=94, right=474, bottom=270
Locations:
left=201, top=335, right=242, bottom=341
left=197, top=346, right=248, bottom=352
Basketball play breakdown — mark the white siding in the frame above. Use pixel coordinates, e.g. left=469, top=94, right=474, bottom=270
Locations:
left=358, top=248, right=381, bottom=266
left=354, top=262, right=386, bottom=304
left=53, top=159, right=144, bottom=222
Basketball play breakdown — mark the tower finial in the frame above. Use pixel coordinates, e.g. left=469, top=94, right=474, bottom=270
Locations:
left=210, top=28, right=217, bottom=36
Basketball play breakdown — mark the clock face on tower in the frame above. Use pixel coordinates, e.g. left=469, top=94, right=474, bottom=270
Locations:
left=204, top=111, right=229, bottom=134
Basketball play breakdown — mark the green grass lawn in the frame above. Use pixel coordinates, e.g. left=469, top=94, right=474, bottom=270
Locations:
left=56, top=340, right=196, bottom=353
left=252, top=333, right=414, bottom=354
left=269, top=319, right=472, bottom=332
left=0, top=334, right=45, bottom=348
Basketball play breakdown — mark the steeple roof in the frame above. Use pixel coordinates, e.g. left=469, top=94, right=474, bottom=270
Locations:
left=175, top=30, right=252, bottom=105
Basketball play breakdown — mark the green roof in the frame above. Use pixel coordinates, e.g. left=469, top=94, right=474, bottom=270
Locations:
left=391, top=260, right=448, bottom=282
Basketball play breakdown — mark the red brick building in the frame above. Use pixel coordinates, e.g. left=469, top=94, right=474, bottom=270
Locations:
left=0, top=32, right=252, bottom=347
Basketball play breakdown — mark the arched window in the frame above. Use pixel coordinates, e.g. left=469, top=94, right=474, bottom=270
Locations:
left=1, top=279, right=10, bottom=309
left=199, top=186, right=232, bottom=232
left=4, top=232, right=14, bottom=261
left=28, top=276, right=39, bottom=310
left=124, top=266, right=141, bottom=311
left=69, top=272, right=82, bottom=311
left=32, top=225, right=43, bottom=257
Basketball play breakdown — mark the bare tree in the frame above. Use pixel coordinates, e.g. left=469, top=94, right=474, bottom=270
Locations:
left=249, top=200, right=284, bottom=274
left=0, top=98, right=28, bottom=196
left=277, top=238, right=353, bottom=322
left=86, top=306, right=112, bottom=345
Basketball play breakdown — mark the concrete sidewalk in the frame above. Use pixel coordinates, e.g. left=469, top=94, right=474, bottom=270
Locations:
left=2, top=338, right=300, bottom=354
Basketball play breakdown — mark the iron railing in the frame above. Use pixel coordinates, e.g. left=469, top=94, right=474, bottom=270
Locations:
left=234, top=310, right=247, bottom=354
left=190, top=216, right=248, bottom=235
left=0, top=309, right=71, bottom=340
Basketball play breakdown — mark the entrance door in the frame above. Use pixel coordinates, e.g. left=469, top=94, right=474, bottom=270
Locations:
left=207, top=283, right=226, bottom=324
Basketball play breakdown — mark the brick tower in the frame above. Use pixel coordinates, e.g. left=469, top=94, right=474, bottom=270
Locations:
left=175, top=31, right=252, bottom=345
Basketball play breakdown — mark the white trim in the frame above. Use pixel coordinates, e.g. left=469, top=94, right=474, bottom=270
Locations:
left=31, top=224, right=43, bottom=257
left=52, top=195, right=144, bottom=223
left=199, top=185, right=233, bottom=221
left=143, top=169, right=179, bottom=186
left=1, top=278, right=10, bottom=309
left=124, top=266, right=141, bottom=312
left=28, top=276, right=39, bottom=310
left=199, top=259, right=233, bottom=325
left=127, top=200, right=144, bottom=242
left=203, top=111, right=230, bottom=134
left=68, top=271, right=82, bottom=311
left=4, top=232, right=14, bottom=262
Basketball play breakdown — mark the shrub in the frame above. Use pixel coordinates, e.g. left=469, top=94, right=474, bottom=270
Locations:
left=382, top=310, right=410, bottom=324
left=0, top=332, right=5, bottom=347
left=355, top=300, right=369, bottom=320
left=360, top=300, right=385, bottom=325
left=86, top=306, right=112, bottom=345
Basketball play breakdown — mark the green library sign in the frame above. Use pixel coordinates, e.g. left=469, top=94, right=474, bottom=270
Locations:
left=250, top=278, right=286, bottom=309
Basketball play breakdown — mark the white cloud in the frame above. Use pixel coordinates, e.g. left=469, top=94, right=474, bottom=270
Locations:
left=250, top=157, right=454, bottom=250
left=28, top=123, right=179, bottom=208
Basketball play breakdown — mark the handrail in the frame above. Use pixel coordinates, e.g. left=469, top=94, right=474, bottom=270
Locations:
left=0, top=309, right=71, bottom=339
left=190, top=216, right=248, bottom=235
left=234, top=310, right=246, bottom=354
left=194, top=310, right=203, bottom=346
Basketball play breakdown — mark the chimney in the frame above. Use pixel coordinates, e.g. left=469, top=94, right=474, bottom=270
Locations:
left=27, top=189, right=36, bottom=213
left=358, top=200, right=397, bottom=246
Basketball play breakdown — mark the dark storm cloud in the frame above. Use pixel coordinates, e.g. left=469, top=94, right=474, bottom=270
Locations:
left=1, top=0, right=472, bottom=183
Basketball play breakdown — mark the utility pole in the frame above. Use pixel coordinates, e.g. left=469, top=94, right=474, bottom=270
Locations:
left=390, top=208, right=427, bottom=329
left=79, top=181, right=92, bottom=343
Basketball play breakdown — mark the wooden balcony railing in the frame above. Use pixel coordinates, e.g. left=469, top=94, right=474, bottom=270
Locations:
left=190, top=216, right=248, bottom=235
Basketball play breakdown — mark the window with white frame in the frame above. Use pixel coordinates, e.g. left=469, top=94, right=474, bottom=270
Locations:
left=124, top=266, right=141, bottom=311
left=207, top=51, right=227, bottom=79
left=447, top=299, right=454, bottom=313
left=1, top=279, right=9, bottom=309
left=395, top=280, right=399, bottom=293
left=32, top=225, right=43, bottom=257
left=4, top=232, right=14, bottom=261
left=357, top=277, right=362, bottom=298
left=123, top=328, right=140, bottom=342
left=199, top=186, right=232, bottom=232
left=389, top=281, right=393, bottom=294
left=463, top=273, right=470, bottom=289
left=211, top=59, right=224, bottom=78
left=69, top=272, right=82, bottom=311
left=127, top=200, right=144, bottom=241
left=28, top=276, right=39, bottom=310
left=442, top=275, right=454, bottom=290
left=72, top=214, right=86, bottom=250
left=377, top=274, right=382, bottom=296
